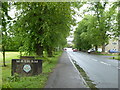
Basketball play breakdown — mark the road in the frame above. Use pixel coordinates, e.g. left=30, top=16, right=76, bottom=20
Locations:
left=66, top=48, right=119, bottom=88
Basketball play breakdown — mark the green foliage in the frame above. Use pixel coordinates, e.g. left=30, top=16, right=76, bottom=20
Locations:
left=74, top=2, right=118, bottom=51
left=1, top=2, right=12, bottom=46
left=7, top=73, right=20, bottom=82
left=1, top=2, right=83, bottom=57
left=2, top=82, right=12, bottom=88
left=10, top=2, right=77, bottom=56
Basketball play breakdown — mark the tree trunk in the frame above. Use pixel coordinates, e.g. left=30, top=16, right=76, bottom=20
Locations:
left=2, top=45, right=6, bottom=67
left=47, top=47, right=53, bottom=57
left=35, top=43, right=43, bottom=57
left=102, top=44, right=105, bottom=52
left=20, top=51, right=22, bottom=56
left=118, top=38, right=120, bottom=54
left=95, top=45, right=98, bottom=52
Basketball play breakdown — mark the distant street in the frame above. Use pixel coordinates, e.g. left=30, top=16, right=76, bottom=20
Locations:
left=66, top=48, right=119, bottom=88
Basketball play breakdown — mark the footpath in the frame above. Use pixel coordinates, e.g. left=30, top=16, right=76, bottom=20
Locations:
left=45, top=51, right=87, bottom=88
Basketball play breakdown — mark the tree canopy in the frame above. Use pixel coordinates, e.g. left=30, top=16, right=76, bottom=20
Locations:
left=74, top=2, right=119, bottom=52
left=9, top=2, right=77, bottom=56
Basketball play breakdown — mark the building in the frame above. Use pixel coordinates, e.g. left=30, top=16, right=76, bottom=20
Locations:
left=105, top=39, right=119, bottom=52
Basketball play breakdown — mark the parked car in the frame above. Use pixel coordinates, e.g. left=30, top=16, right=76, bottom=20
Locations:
left=63, top=48, right=67, bottom=51
left=88, top=49, right=95, bottom=53
left=73, top=49, right=78, bottom=52
left=97, top=48, right=102, bottom=52
left=108, top=49, right=120, bottom=53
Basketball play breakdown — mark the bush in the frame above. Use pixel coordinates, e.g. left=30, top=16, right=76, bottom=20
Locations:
left=2, top=83, right=12, bottom=88
left=6, top=73, right=20, bottom=82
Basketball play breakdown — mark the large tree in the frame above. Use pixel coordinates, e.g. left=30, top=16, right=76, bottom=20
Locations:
left=12, top=2, right=76, bottom=56
left=74, top=1, right=118, bottom=52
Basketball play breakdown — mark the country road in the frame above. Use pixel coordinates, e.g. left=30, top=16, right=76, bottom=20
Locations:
left=66, top=48, right=119, bottom=88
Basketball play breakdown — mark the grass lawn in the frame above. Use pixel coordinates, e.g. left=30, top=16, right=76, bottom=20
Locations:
left=114, top=56, right=120, bottom=60
left=0, top=51, right=62, bottom=88
left=0, top=52, right=20, bottom=63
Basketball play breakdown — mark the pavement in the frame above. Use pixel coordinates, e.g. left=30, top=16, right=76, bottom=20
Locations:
left=45, top=51, right=87, bottom=88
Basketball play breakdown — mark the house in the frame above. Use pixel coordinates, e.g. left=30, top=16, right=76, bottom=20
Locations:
left=105, top=39, right=119, bottom=52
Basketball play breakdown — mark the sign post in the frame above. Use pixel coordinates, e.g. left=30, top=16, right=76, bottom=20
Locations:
left=12, top=59, right=42, bottom=76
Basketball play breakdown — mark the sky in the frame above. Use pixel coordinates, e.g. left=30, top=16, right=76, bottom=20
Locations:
left=8, top=6, right=16, bottom=19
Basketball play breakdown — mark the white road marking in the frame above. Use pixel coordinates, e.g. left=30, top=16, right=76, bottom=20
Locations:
left=92, top=59, right=98, bottom=61
left=92, top=59, right=111, bottom=66
left=100, top=61, right=111, bottom=66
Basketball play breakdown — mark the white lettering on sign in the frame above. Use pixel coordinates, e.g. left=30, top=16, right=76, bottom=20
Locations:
left=16, top=60, right=20, bottom=63
left=21, top=60, right=24, bottom=62
left=31, top=60, right=34, bottom=62
left=16, top=60, right=39, bottom=63
left=23, top=64, right=31, bottom=73
left=27, top=60, right=30, bottom=63
left=34, top=61, right=38, bottom=63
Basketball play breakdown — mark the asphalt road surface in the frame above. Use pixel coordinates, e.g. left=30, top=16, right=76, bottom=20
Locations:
left=66, top=48, right=119, bottom=88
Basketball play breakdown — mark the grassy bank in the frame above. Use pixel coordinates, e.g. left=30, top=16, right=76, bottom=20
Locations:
left=1, top=51, right=62, bottom=88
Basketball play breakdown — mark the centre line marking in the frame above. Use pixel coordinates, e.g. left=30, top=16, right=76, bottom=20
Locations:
left=92, top=59, right=98, bottom=61
left=100, top=61, right=111, bottom=66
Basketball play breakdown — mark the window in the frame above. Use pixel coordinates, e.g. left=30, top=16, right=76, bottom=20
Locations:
left=112, top=42, right=117, bottom=45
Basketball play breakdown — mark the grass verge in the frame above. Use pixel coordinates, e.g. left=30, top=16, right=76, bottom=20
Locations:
left=114, top=56, right=120, bottom=60
left=1, top=51, right=62, bottom=88
left=95, top=53, right=118, bottom=56
left=93, top=52, right=120, bottom=60
left=72, top=60, right=98, bottom=89
left=112, top=56, right=120, bottom=60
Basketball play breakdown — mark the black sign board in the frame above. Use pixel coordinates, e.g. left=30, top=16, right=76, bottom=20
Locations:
left=12, top=59, right=42, bottom=76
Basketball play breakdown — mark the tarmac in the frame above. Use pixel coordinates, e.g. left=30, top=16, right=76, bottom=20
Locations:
left=45, top=51, right=88, bottom=88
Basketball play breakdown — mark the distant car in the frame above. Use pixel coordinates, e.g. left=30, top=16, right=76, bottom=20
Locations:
left=88, top=49, right=95, bottom=53
left=64, top=48, right=67, bottom=51
left=108, top=49, right=120, bottom=53
left=73, top=49, right=78, bottom=52
left=97, top=48, right=102, bottom=52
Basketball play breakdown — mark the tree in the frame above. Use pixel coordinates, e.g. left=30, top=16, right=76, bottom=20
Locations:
left=74, top=2, right=118, bottom=52
left=91, top=1, right=118, bottom=52
left=12, top=2, right=76, bottom=57
left=1, top=2, right=12, bottom=66
left=74, top=16, right=92, bottom=51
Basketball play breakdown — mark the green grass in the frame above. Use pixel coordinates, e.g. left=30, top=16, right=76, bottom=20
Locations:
left=0, top=52, right=20, bottom=63
left=96, top=53, right=118, bottom=56
left=114, top=56, right=120, bottom=60
left=1, top=51, right=62, bottom=88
